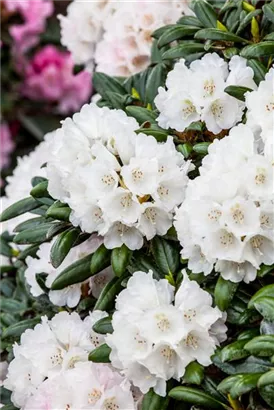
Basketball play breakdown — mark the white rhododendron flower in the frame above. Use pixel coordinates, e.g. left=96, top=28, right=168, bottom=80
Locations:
left=59, top=0, right=192, bottom=76
left=25, top=235, right=112, bottom=307
left=155, top=54, right=257, bottom=134
left=1, top=133, right=54, bottom=236
left=47, top=103, right=192, bottom=250
left=4, top=311, right=108, bottom=408
left=245, top=66, right=274, bottom=155
left=105, top=270, right=226, bottom=396
left=174, top=124, right=274, bottom=283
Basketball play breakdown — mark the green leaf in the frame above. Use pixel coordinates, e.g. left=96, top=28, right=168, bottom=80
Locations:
left=183, top=362, right=204, bottom=385
left=214, top=276, right=239, bottom=311
left=177, top=15, right=203, bottom=27
left=1, top=404, right=18, bottom=410
left=220, top=340, right=250, bottom=362
left=244, top=335, right=274, bottom=357
left=0, top=197, right=39, bottom=222
left=162, top=43, right=205, bottom=60
left=14, top=223, right=54, bottom=244
left=202, top=376, right=228, bottom=404
left=231, top=373, right=263, bottom=399
left=263, top=3, right=274, bottom=24
left=236, top=9, right=261, bottom=34
left=46, top=222, right=70, bottom=240
left=0, top=298, right=26, bottom=313
left=50, top=228, right=80, bottom=268
left=212, top=352, right=273, bottom=375
left=88, top=343, right=111, bottom=363
left=136, top=127, right=168, bottom=142
left=177, top=143, right=193, bottom=159
left=193, top=142, right=211, bottom=155
left=152, top=24, right=176, bottom=39
left=258, top=370, right=274, bottom=408
left=254, top=296, right=274, bottom=321
left=258, top=369, right=274, bottom=388
left=195, top=28, right=250, bottom=43
left=46, top=201, right=71, bottom=221
left=142, top=388, right=170, bottom=410
left=152, top=236, right=180, bottom=277
left=260, top=320, right=274, bottom=335
left=246, top=59, right=267, bottom=85
left=93, top=72, right=127, bottom=99
left=264, top=32, right=274, bottom=41
left=169, top=386, right=227, bottom=409
left=217, top=375, right=242, bottom=394
left=2, top=317, right=41, bottom=339
left=30, top=180, right=49, bottom=199
left=240, top=41, right=274, bottom=58
left=145, top=64, right=168, bottom=107
left=92, top=316, right=113, bottom=335
left=104, top=91, right=131, bottom=109
left=224, top=85, right=252, bottom=101
left=193, top=0, right=218, bottom=28
left=128, top=252, right=164, bottom=280
left=126, top=106, right=157, bottom=125
left=248, top=284, right=274, bottom=308
left=237, top=328, right=260, bottom=340
left=14, top=217, right=48, bottom=233
left=94, top=275, right=125, bottom=311
left=51, top=254, right=93, bottom=290
left=0, top=237, right=12, bottom=257
left=223, top=47, right=239, bottom=58
left=111, top=245, right=132, bottom=277
left=158, top=25, right=199, bottom=47
left=90, top=244, right=111, bottom=275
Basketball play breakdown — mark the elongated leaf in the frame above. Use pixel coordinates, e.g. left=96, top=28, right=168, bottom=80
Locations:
left=31, top=176, right=47, bottom=187
left=126, top=106, right=157, bottom=125
left=152, top=24, right=175, bottom=39
left=203, top=376, right=228, bottom=404
left=254, top=296, right=274, bottom=321
left=50, top=228, right=80, bottom=268
left=0, top=298, right=26, bottom=313
left=263, top=3, right=274, bottom=24
left=258, top=369, right=274, bottom=388
left=183, top=362, right=204, bottom=385
left=237, top=328, right=259, bottom=341
left=246, top=59, right=267, bottom=85
left=224, top=85, right=252, bottom=101
left=94, top=275, right=125, bottom=311
left=248, top=284, right=274, bottom=308
left=244, top=335, right=274, bottom=357
left=214, top=276, right=238, bottom=311
left=236, top=9, right=261, bottom=34
left=230, top=373, right=263, bottom=399
left=0, top=237, right=12, bottom=257
left=14, top=216, right=48, bottom=233
left=177, top=15, right=203, bottom=27
left=195, top=28, right=250, bottom=43
left=240, top=41, right=274, bottom=58
left=152, top=237, right=180, bottom=277
left=193, top=0, right=218, bottom=28
left=142, top=388, right=170, bottom=410
left=193, top=142, right=211, bottom=155
left=158, top=25, right=199, bottom=47
left=30, top=181, right=49, bottom=199
left=46, top=222, right=70, bottom=240
left=2, top=317, right=41, bottom=339
left=51, top=254, right=93, bottom=290
left=111, top=245, right=132, bottom=277
left=128, top=252, right=163, bottom=280
left=162, top=43, right=205, bottom=60
left=93, top=72, right=127, bottom=98
left=169, top=386, right=227, bottom=409
left=136, top=127, right=168, bottom=142
left=0, top=197, right=39, bottom=222
left=213, top=352, right=273, bottom=375
left=217, top=375, right=242, bottom=394
left=88, top=343, right=111, bottom=363
left=223, top=47, right=239, bottom=58
left=14, top=223, right=54, bottom=244
left=220, top=339, right=250, bottom=362
left=46, top=201, right=71, bottom=221
left=90, top=244, right=111, bottom=275
left=146, top=64, right=168, bottom=107
left=92, top=316, right=113, bottom=335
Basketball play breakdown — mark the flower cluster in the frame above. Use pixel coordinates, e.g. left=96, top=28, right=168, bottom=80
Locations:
left=22, top=45, right=92, bottom=114
left=25, top=236, right=113, bottom=307
left=59, top=0, right=192, bottom=76
left=47, top=103, right=192, bottom=250
left=246, top=67, right=274, bottom=157
left=2, top=0, right=53, bottom=53
left=4, top=311, right=138, bottom=409
left=106, top=270, right=226, bottom=396
left=174, top=124, right=274, bottom=283
left=155, top=53, right=257, bottom=134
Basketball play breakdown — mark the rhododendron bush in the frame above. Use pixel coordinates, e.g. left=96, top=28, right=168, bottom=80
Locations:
left=1, top=1, right=274, bottom=410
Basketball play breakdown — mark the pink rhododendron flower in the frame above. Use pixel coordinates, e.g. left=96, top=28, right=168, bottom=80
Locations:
left=0, top=123, right=15, bottom=170
left=22, top=45, right=92, bottom=114
left=3, top=0, right=53, bottom=52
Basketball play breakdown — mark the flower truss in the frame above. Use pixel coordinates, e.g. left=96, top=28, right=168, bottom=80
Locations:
left=106, top=270, right=226, bottom=396
left=47, top=103, right=192, bottom=250
left=174, top=124, right=274, bottom=283
left=3, top=311, right=139, bottom=409
left=59, top=0, right=192, bottom=75
left=155, top=53, right=257, bottom=134
left=25, top=236, right=113, bottom=308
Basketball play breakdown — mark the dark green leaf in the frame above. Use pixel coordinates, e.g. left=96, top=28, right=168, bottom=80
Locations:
left=177, top=143, right=193, bottom=159
left=263, top=3, right=274, bottom=24
left=236, top=9, right=262, bottom=34
left=217, top=374, right=242, bottom=394
left=203, top=376, right=228, bottom=404
left=240, top=41, right=274, bottom=58
left=2, top=317, right=41, bottom=339
left=14, top=217, right=48, bottom=233
left=183, top=362, right=204, bottom=385
left=88, top=343, right=111, bottom=363
left=152, top=24, right=175, bottom=39
left=51, top=254, right=93, bottom=290
left=0, top=237, right=12, bottom=257
left=0, top=197, right=39, bottom=222
left=254, top=296, right=274, bottom=321
left=193, top=142, right=211, bottom=155
left=162, top=43, right=205, bottom=60
left=244, top=335, right=274, bottom=357
left=220, top=340, right=250, bottom=362
left=50, top=228, right=80, bottom=268
left=30, top=181, right=49, bottom=199
left=0, top=298, right=26, bottom=313
left=14, top=223, right=54, bottom=244
left=248, top=284, right=274, bottom=308
left=93, top=72, right=127, bottom=99
left=31, top=176, right=47, bottom=187
left=169, top=386, right=227, bottom=409
left=111, top=245, right=132, bottom=277
left=223, top=47, right=239, bottom=58
left=257, top=263, right=274, bottom=278
left=193, top=0, right=218, bottom=28
left=146, top=64, right=168, bottom=107
left=90, top=244, right=111, bottom=275
left=212, top=352, right=273, bottom=375
left=126, top=106, right=157, bottom=125
left=94, top=275, right=125, bottom=311
left=128, top=252, right=163, bottom=280
left=246, top=59, right=267, bottom=85
left=195, top=28, right=250, bottom=43
left=214, top=276, right=238, bottom=311
left=224, top=85, right=252, bottom=101
left=46, top=222, right=70, bottom=240
left=231, top=373, right=263, bottom=399
left=46, top=201, right=71, bottom=221
left=237, top=328, right=260, bottom=340
left=142, top=388, right=170, bottom=410
left=177, top=15, right=203, bottom=27
left=151, top=237, right=180, bottom=277
left=136, top=127, right=168, bottom=142
left=92, top=316, right=113, bottom=335
left=158, top=25, right=199, bottom=47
